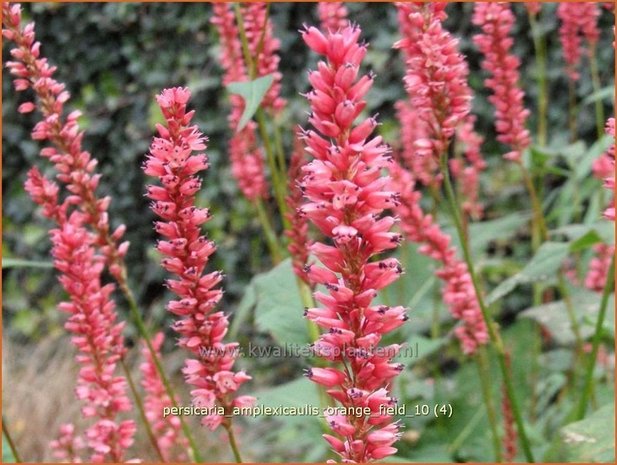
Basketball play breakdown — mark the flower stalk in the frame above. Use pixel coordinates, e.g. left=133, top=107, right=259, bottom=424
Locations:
left=2, top=416, right=23, bottom=463
left=575, top=254, right=615, bottom=420
left=440, top=155, right=535, bottom=462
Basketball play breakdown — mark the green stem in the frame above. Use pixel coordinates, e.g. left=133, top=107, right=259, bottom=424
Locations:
left=519, top=165, right=548, bottom=241
left=234, top=3, right=289, bottom=229
left=476, top=349, right=503, bottom=462
left=529, top=11, right=548, bottom=147
left=234, top=3, right=255, bottom=76
left=574, top=255, right=615, bottom=420
left=255, top=199, right=283, bottom=264
left=121, top=288, right=204, bottom=462
left=448, top=407, right=484, bottom=455
left=272, top=121, right=288, bottom=179
left=589, top=46, right=605, bottom=139
left=256, top=109, right=289, bottom=224
left=120, top=358, right=166, bottom=462
left=558, top=273, right=584, bottom=359
left=568, top=78, right=578, bottom=142
left=2, top=416, right=22, bottom=463
left=224, top=422, right=244, bottom=463
left=440, top=156, right=536, bottom=462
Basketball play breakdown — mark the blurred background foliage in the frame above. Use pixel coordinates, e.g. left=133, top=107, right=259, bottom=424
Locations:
left=2, top=2, right=615, bottom=462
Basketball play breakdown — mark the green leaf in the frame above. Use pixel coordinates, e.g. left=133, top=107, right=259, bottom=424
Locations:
left=568, top=230, right=603, bottom=253
left=466, top=212, right=531, bottom=255
left=227, top=74, right=274, bottom=131
left=573, top=136, right=612, bottom=181
left=229, top=282, right=256, bottom=340
left=581, top=86, right=614, bottom=106
left=2, top=434, right=16, bottom=463
left=253, top=258, right=308, bottom=346
left=2, top=257, right=53, bottom=269
left=552, top=222, right=615, bottom=244
left=401, top=334, right=448, bottom=367
left=255, top=377, right=320, bottom=412
left=519, top=289, right=615, bottom=345
left=560, top=403, right=615, bottom=462
left=487, top=242, right=570, bottom=304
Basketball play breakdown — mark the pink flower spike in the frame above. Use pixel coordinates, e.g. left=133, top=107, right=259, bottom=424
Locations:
left=50, top=214, right=134, bottom=462
left=454, top=116, right=486, bottom=221
left=300, top=24, right=405, bottom=462
left=144, top=87, right=253, bottom=431
left=557, top=3, right=600, bottom=82
left=2, top=2, right=128, bottom=282
left=140, top=332, right=188, bottom=462
left=473, top=2, right=531, bottom=163
left=317, top=2, right=349, bottom=32
left=526, top=2, right=541, bottom=16
left=390, top=161, right=488, bottom=355
left=601, top=117, right=616, bottom=221
left=286, top=135, right=313, bottom=285
left=2, top=2, right=125, bottom=284
left=395, top=2, right=472, bottom=162
left=211, top=2, right=286, bottom=202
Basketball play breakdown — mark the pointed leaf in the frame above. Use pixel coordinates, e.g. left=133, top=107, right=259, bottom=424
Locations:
left=227, top=74, right=274, bottom=131
left=560, top=403, right=615, bottom=462
left=2, top=257, right=53, bottom=269
left=487, top=242, right=570, bottom=304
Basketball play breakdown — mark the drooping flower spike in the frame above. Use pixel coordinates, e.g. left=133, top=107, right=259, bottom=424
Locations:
left=300, top=24, right=406, bottom=462
left=2, top=2, right=129, bottom=281
left=143, top=87, right=254, bottom=431
left=473, top=2, right=531, bottom=163
left=390, top=162, right=488, bottom=355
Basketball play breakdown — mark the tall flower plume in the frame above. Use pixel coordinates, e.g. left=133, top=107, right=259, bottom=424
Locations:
left=317, top=2, right=349, bottom=32
left=473, top=2, right=531, bottom=163
left=557, top=2, right=601, bottom=81
left=211, top=2, right=285, bottom=201
left=2, top=2, right=129, bottom=281
left=390, top=162, right=488, bottom=355
left=140, top=333, right=188, bottom=461
left=50, top=212, right=135, bottom=462
left=143, top=87, right=254, bottom=431
left=395, top=2, right=472, bottom=162
left=300, top=25, right=406, bottom=462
